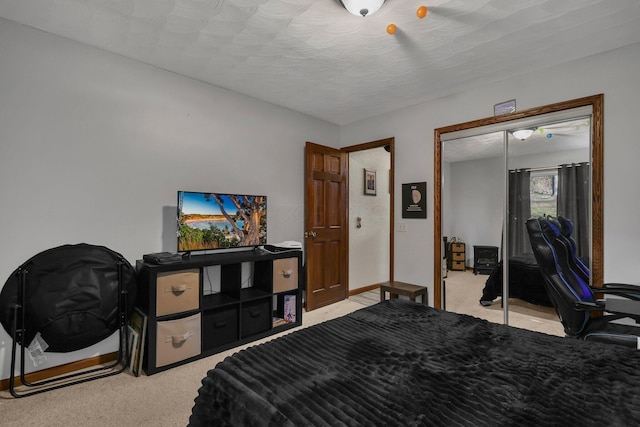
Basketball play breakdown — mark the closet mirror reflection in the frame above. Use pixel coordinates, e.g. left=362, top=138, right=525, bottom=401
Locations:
left=434, top=95, right=603, bottom=333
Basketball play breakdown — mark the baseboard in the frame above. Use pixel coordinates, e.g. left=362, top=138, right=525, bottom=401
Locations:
left=349, top=283, right=380, bottom=297
left=0, top=352, right=118, bottom=391
left=302, top=283, right=380, bottom=308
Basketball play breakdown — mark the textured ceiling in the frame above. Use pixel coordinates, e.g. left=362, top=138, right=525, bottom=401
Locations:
left=1, top=0, right=640, bottom=125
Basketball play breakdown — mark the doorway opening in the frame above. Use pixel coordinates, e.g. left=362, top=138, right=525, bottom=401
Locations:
left=345, top=139, right=394, bottom=296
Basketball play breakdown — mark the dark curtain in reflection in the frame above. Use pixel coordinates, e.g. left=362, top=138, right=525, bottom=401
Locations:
left=558, top=162, right=590, bottom=258
left=508, top=169, right=531, bottom=257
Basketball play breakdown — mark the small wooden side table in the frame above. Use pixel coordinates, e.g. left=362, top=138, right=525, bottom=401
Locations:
left=379, top=281, right=428, bottom=306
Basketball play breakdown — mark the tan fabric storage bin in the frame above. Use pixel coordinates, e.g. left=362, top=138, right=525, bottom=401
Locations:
left=451, top=242, right=465, bottom=252
left=451, top=252, right=465, bottom=261
left=273, top=258, right=298, bottom=293
left=156, top=269, right=199, bottom=316
left=451, top=261, right=466, bottom=271
left=156, top=313, right=201, bottom=367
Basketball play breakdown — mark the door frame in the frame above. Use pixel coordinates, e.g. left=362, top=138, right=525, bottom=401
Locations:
left=433, top=95, right=603, bottom=310
left=342, top=137, right=395, bottom=290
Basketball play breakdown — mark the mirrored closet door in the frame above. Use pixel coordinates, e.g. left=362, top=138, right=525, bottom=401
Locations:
left=434, top=96, right=603, bottom=333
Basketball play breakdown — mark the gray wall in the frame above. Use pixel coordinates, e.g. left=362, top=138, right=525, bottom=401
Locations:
left=0, top=18, right=338, bottom=378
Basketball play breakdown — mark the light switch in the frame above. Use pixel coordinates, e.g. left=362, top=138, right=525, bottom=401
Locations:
left=398, top=222, right=407, bottom=232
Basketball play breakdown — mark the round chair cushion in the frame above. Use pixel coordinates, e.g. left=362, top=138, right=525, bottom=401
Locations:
left=0, top=243, right=137, bottom=353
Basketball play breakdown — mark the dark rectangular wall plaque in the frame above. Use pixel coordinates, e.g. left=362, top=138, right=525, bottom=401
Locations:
left=402, top=182, right=427, bottom=218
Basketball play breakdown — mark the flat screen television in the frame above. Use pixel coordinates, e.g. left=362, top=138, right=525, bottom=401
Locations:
left=177, top=191, right=267, bottom=252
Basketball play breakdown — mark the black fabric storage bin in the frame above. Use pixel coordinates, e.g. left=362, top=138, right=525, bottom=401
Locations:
left=202, top=305, right=239, bottom=351
left=241, top=299, right=271, bottom=338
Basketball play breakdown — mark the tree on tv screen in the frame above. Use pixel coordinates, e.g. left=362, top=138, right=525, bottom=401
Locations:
left=207, top=194, right=266, bottom=246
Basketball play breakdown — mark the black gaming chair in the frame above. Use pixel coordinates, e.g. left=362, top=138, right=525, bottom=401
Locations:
left=526, top=216, right=640, bottom=347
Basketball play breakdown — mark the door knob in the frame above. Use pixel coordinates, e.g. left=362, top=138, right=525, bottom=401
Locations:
left=305, top=231, right=317, bottom=238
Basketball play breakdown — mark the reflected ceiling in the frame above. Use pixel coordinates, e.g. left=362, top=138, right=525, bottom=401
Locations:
left=443, top=118, right=590, bottom=163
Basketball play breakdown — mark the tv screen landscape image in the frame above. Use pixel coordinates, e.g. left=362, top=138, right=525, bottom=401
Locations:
left=177, top=191, right=267, bottom=252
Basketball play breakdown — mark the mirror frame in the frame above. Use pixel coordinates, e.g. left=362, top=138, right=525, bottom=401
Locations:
left=433, top=94, right=603, bottom=309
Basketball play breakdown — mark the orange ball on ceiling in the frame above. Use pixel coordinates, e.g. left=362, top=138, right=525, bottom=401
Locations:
left=387, top=23, right=397, bottom=35
left=417, top=5, right=428, bottom=19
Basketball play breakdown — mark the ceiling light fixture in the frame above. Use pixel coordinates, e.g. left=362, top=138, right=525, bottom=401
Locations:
left=339, top=0, right=386, bottom=17
left=511, top=128, right=536, bottom=141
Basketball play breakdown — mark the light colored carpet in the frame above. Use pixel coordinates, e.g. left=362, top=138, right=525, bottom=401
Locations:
left=1, top=277, right=563, bottom=426
left=444, top=270, right=564, bottom=337
left=0, top=297, right=368, bottom=427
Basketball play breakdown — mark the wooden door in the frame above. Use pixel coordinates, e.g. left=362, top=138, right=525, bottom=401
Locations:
left=304, top=142, right=347, bottom=311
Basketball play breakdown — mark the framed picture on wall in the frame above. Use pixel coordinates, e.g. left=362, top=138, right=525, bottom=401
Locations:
left=364, top=168, right=377, bottom=196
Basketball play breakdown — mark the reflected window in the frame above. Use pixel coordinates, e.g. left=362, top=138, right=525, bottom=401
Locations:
left=530, top=170, right=558, bottom=218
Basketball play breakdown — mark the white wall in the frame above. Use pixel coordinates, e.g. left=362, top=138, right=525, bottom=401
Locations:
left=348, top=148, right=390, bottom=291
left=446, top=148, right=590, bottom=266
left=448, top=156, right=504, bottom=266
left=341, top=42, right=640, bottom=305
left=0, top=19, right=338, bottom=379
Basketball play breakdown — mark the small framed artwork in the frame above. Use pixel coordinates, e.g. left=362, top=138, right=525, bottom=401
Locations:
left=364, top=168, right=377, bottom=196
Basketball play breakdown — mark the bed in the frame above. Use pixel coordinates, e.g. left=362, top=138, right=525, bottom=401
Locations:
left=189, top=299, right=640, bottom=426
left=479, top=253, right=552, bottom=307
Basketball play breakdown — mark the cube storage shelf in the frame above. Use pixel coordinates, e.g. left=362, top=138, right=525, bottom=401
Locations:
left=136, top=249, right=302, bottom=375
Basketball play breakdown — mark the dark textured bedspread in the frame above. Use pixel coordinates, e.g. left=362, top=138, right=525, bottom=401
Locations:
left=480, top=253, right=552, bottom=307
left=189, top=299, right=640, bottom=427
